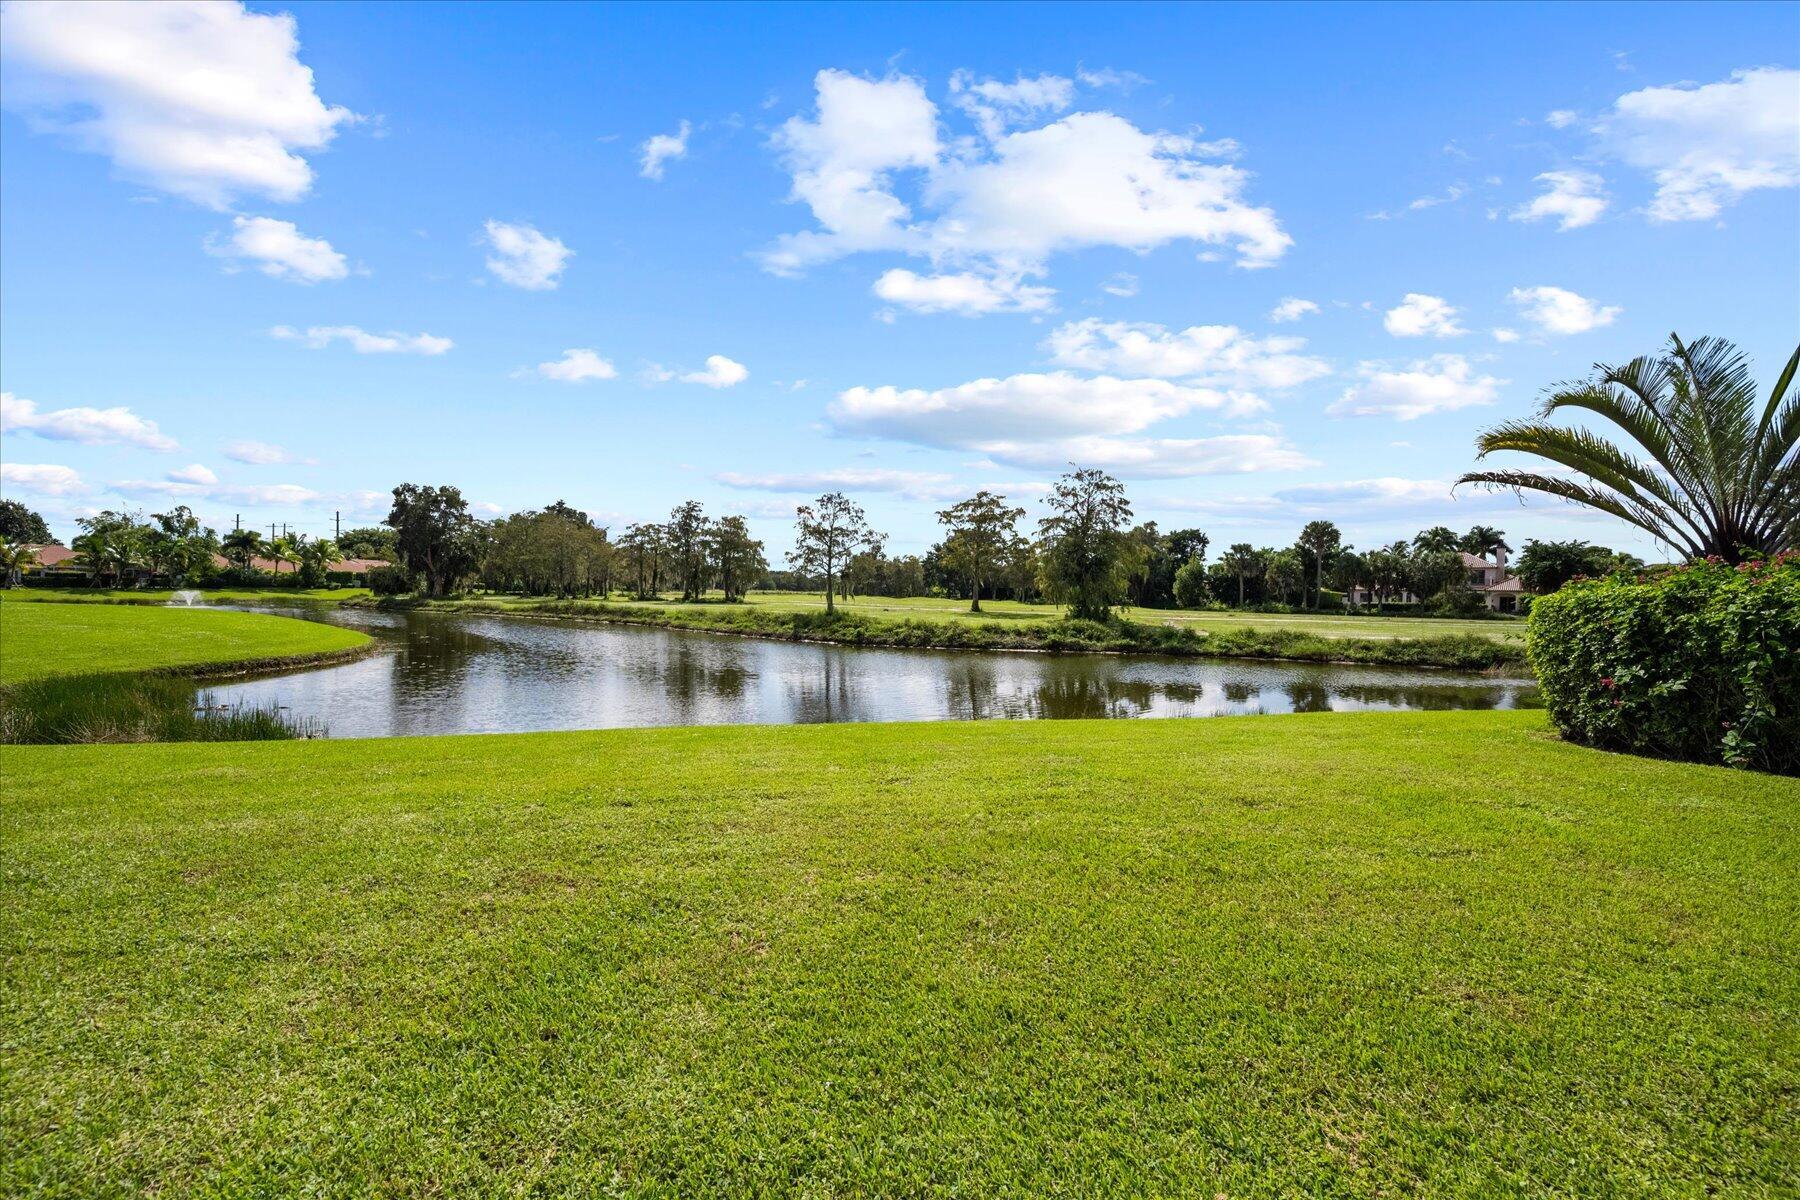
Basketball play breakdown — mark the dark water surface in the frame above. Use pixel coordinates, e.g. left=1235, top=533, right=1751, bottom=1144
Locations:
left=198, top=604, right=1540, bottom=738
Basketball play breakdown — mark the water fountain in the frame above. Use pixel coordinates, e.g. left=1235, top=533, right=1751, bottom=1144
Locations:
left=170, top=589, right=204, bottom=606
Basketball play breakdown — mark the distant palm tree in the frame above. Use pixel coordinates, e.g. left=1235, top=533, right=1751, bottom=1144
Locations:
left=1459, top=335, right=1799, bottom=563
left=222, top=528, right=264, bottom=571
left=1460, top=524, right=1511, bottom=559
left=0, top=539, right=37, bottom=588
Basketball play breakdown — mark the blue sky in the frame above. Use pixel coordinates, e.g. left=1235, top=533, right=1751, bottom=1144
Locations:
left=2, top=0, right=1796, bottom=559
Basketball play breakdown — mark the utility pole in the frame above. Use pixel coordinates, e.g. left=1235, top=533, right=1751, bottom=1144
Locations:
left=334, top=510, right=341, bottom=541
left=234, top=514, right=241, bottom=531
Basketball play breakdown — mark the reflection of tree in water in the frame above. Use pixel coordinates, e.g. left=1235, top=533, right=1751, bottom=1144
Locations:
left=1024, top=676, right=1158, bottom=720
left=1222, top=681, right=1260, bottom=705
left=1283, top=680, right=1333, bottom=713
left=1329, top=683, right=1513, bottom=711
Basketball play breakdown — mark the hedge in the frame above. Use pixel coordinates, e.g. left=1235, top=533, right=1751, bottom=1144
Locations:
left=1526, top=553, right=1799, bottom=774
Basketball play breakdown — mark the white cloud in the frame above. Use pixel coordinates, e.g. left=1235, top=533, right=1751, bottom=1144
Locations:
left=1329, top=355, right=1505, bottom=421
left=639, top=120, right=691, bottom=180
left=532, top=348, right=618, bottom=382
left=1596, top=67, right=1800, bottom=221
left=873, top=268, right=1055, bottom=315
left=1383, top=293, right=1467, bottom=338
left=1045, top=319, right=1329, bottom=390
left=681, top=355, right=749, bottom=388
left=0, top=462, right=87, bottom=497
left=1492, top=328, right=1521, bottom=343
left=1545, top=109, right=1580, bottom=129
left=715, top=467, right=955, bottom=497
left=116, top=478, right=321, bottom=505
left=1269, top=297, right=1319, bottom=323
left=482, top=220, right=572, bottom=290
left=1, top=391, right=178, bottom=451
left=974, top=434, right=1313, bottom=478
left=761, top=69, right=1289, bottom=283
left=1101, top=272, right=1139, bottom=298
left=949, top=71, right=1074, bottom=140
left=830, top=371, right=1263, bottom=451
left=1510, top=170, right=1608, bottom=230
left=223, top=439, right=304, bottom=465
left=1508, top=285, right=1621, bottom=335
left=0, top=0, right=354, bottom=207
left=205, top=215, right=349, bottom=282
left=270, top=325, right=453, bottom=355
left=166, top=463, right=217, bottom=485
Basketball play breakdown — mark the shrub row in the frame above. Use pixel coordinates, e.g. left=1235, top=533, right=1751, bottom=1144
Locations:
left=1526, top=554, right=1799, bottom=774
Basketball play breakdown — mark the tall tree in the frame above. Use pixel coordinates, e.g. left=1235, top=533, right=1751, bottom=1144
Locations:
left=1459, top=335, right=1800, bottom=562
left=0, top=500, right=54, bottom=545
left=1296, top=520, right=1342, bottom=608
left=706, top=516, right=766, bottom=602
left=337, top=526, right=398, bottom=561
left=936, top=490, right=1026, bottom=612
left=296, top=538, right=344, bottom=588
left=1265, top=549, right=1305, bottom=605
left=386, top=483, right=479, bottom=597
left=1037, top=468, right=1135, bottom=621
left=665, top=500, right=711, bottom=600
left=1460, top=524, right=1511, bottom=559
left=1513, top=539, right=1639, bottom=594
left=1219, top=543, right=1260, bottom=606
left=222, top=527, right=264, bottom=571
left=1412, top=525, right=1460, bottom=554
left=789, top=493, right=875, bottom=613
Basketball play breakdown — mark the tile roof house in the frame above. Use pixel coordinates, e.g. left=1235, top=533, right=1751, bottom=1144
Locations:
left=1346, top=547, right=1531, bottom=612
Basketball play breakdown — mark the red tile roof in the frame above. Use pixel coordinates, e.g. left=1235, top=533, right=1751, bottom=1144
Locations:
left=19, top=543, right=76, bottom=567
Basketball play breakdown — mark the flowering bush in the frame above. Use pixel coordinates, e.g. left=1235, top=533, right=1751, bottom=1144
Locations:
left=1526, top=553, right=1799, bottom=773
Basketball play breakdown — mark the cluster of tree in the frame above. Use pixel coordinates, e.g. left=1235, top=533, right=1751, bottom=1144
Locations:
left=0, top=500, right=55, bottom=546
left=480, top=501, right=613, bottom=597
left=1513, top=539, right=1644, bottom=593
left=611, top=503, right=768, bottom=602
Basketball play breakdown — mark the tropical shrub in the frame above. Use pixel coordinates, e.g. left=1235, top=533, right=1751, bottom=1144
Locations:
left=1526, top=554, right=1799, bottom=773
left=366, top=564, right=412, bottom=595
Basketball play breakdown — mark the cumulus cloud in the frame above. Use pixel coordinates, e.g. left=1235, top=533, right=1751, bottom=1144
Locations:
left=115, top=477, right=321, bottom=505
left=1101, top=272, right=1139, bottom=298
left=760, top=68, right=1289, bottom=292
left=715, top=467, right=956, bottom=498
left=681, top=355, right=749, bottom=388
left=639, top=120, right=691, bottom=180
left=1510, top=170, right=1608, bottom=231
left=166, top=463, right=217, bottom=485
left=1508, top=285, right=1621, bottom=335
left=0, top=0, right=354, bottom=207
left=0, top=462, right=87, bottom=497
left=1, top=391, right=178, bottom=451
left=972, top=434, right=1313, bottom=478
left=831, top=371, right=1263, bottom=451
left=1044, top=319, right=1329, bottom=390
left=1269, top=297, right=1319, bottom=323
left=270, top=325, right=453, bottom=355
left=949, top=71, right=1075, bottom=140
left=1383, top=293, right=1467, bottom=338
left=873, top=268, right=1055, bottom=315
left=482, top=220, right=572, bottom=290
left=1545, top=109, right=1579, bottom=129
left=223, top=439, right=305, bottom=465
left=205, top=215, right=349, bottom=282
left=1595, top=67, right=1799, bottom=221
left=1328, top=355, right=1504, bottom=421
left=1492, top=328, right=1521, bottom=343
left=532, top=348, right=618, bottom=382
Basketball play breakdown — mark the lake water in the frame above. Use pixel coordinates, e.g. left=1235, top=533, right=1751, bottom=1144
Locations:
left=200, top=605, right=1540, bottom=738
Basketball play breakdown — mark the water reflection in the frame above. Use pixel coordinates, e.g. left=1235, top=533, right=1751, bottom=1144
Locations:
left=204, top=606, right=1539, bottom=739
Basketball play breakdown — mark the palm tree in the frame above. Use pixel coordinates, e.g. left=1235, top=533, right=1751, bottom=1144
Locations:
left=0, top=539, right=37, bottom=588
left=1459, top=335, right=1799, bottom=563
left=1296, top=520, right=1341, bottom=608
left=1460, top=524, right=1511, bottom=560
left=222, top=528, right=263, bottom=571
left=1220, top=543, right=1259, bottom=606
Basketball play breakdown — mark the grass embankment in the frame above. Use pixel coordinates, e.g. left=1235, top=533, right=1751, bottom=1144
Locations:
left=0, top=601, right=369, bottom=685
left=0, top=586, right=369, bottom=605
left=363, top=594, right=1527, bottom=671
left=2, top=711, right=1794, bottom=1195
left=0, top=603, right=370, bottom=743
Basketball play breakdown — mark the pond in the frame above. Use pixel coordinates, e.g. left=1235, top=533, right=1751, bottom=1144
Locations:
left=201, top=605, right=1540, bottom=738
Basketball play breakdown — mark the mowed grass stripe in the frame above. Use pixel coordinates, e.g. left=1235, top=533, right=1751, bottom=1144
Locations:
left=0, top=602, right=369, bottom=684
left=2, top=711, right=1794, bottom=1196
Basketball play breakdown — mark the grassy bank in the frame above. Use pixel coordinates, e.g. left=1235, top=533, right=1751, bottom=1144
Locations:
left=2, top=711, right=1793, bottom=1195
left=0, top=586, right=369, bottom=605
left=0, top=601, right=370, bottom=686
left=360, top=594, right=1529, bottom=671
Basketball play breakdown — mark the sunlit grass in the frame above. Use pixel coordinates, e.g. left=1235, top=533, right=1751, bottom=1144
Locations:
left=2, top=711, right=1792, bottom=1194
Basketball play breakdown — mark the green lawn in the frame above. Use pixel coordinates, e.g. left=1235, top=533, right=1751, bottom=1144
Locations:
left=0, top=601, right=369, bottom=684
left=652, top=591, right=1526, bottom=642
left=0, top=586, right=369, bottom=604
left=3, top=711, right=1792, bottom=1195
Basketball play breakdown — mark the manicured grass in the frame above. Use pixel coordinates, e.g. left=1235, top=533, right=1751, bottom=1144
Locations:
left=729, top=590, right=1526, bottom=642
left=3, top=711, right=1792, bottom=1195
left=0, top=586, right=369, bottom=604
left=0, top=601, right=369, bottom=685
